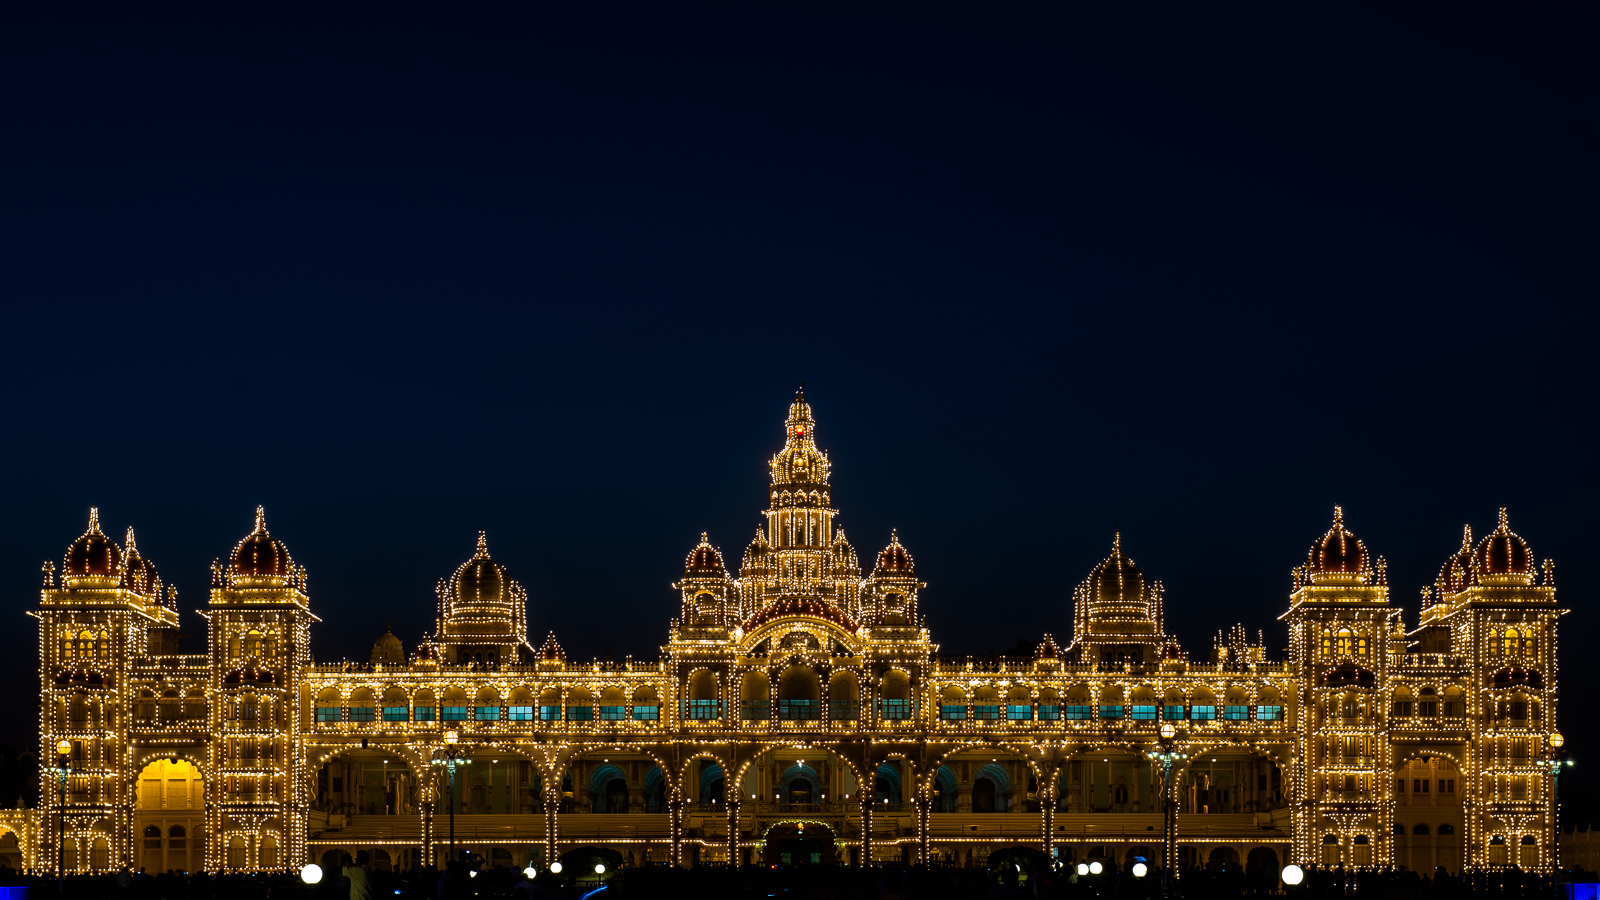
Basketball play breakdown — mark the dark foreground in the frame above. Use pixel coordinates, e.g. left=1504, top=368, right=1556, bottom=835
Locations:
left=0, top=864, right=1589, bottom=900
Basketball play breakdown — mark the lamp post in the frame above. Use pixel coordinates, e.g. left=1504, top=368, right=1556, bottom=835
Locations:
left=1539, top=732, right=1573, bottom=881
left=430, top=731, right=472, bottom=866
left=41, top=740, right=73, bottom=894
left=1146, top=723, right=1188, bottom=899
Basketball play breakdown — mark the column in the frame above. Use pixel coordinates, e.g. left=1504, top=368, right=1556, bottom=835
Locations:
left=668, top=798, right=683, bottom=867
left=1042, top=801, right=1054, bottom=859
left=543, top=788, right=559, bottom=866
left=916, top=796, right=931, bottom=864
left=860, top=795, right=873, bottom=865
left=420, top=800, right=434, bottom=868
left=727, top=800, right=741, bottom=866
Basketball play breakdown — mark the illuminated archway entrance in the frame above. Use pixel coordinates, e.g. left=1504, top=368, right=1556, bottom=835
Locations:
left=133, top=758, right=204, bottom=873
left=764, top=822, right=837, bottom=866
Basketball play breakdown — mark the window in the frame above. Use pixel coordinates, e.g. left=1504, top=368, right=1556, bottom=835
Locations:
left=831, top=700, right=860, bottom=721
left=1439, top=824, right=1455, bottom=835
left=1396, top=778, right=1405, bottom=793
left=1392, top=701, right=1412, bottom=717
left=539, top=705, right=561, bottom=722
left=414, top=706, right=436, bottom=722
left=778, top=699, right=818, bottom=721
left=1419, top=700, right=1438, bottom=716
left=1257, top=705, right=1283, bottom=721
left=682, top=700, right=718, bottom=721
left=1130, top=705, right=1157, bottom=721
left=1064, top=705, right=1093, bottom=720
left=598, top=705, right=625, bottom=721
left=568, top=705, right=595, bottom=721
left=1440, top=779, right=1455, bottom=794
left=1190, top=705, right=1216, bottom=721
left=508, top=706, right=534, bottom=722
left=632, top=705, right=659, bottom=721
left=349, top=707, right=375, bottom=723
left=1008, top=704, right=1034, bottom=721
left=1414, top=779, right=1430, bottom=794
left=440, top=706, right=468, bottom=722
left=1223, top=705, right=1249, bottom=721
left=940, top=705, right=966, bottom=721
left=1038, top=704, right=1061, bottom=720
left=315, top=707, right=341, bottom=723
left=1443, top=700, right=1461, bottom=717
left=1099, top=705, right=1123, bottom=719
left=382, top=706, right=408, bottom=722
left=972, top=704, right=1000, bottom=721
left=1163, top=704, right=1185, bottom=720
left=475, top=706, right=500, bottom=722
left=879, top=699, right=913, bottom=721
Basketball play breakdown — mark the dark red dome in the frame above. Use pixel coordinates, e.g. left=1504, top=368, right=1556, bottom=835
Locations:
left=873, top=531, right=914, bottom=575
left=231, top=507, right=291, bottom=577
left=1308, top=507, right=1368, bottom=575
left=1436, top=525, right=1474, bottom=595
left=1475, top=509, right=1532, bottom=576
left=1035, top=634, right=1061, bottom=659
left=121, top=529, right=159, bottom=595
left=685, top=534, right=726, bottom=574
left=743, top=597, right=857, bottom=632
left=64, top=509, right=121, bottom=578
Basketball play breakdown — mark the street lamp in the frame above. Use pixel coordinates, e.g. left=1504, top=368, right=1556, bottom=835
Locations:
left=1539, top=732, right=1574, bottom=875
left=430, top=731, right=472, bottom=866
left=42, top=740, right=73, bottom=893
left=1146, top=722, right=1189, bottom=899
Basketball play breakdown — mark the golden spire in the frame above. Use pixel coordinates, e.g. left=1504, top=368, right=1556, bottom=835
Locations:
left=253, top=505, right=267, bottom=534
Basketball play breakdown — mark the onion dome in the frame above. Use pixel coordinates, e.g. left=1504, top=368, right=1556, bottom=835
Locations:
left=1474, top=508, right=1532, bottom=578
left=64, top=508, right=122, bottom=579
left=741, top=527, right=773, bottom=575
left=120, top=528, right=159, bottom=596
left=1307, top=507, right=1368, bottom=577
left=231, top=506, right=292, bottom=579
left=830, top=529, right=860, bottom=575
left=769, top=386, right=832, bottom=486
left=437, top=531, right=528, bottom=645
left=684, top=533, right=726, bottom=575
left=54, top=668, right=110, bottom=688
left=538, top=632, right=564, bottom=661
left=743, top=597, right=858, bottom=633
left=1083, top=533, right=1153, bottom=620
left=370, top=623, right=405, bottom=665
left=1436, top=525, right=1474, bottom=595
left=872, top=530, right=915, bottom=576
left=413, top=638, right=440, bottom=665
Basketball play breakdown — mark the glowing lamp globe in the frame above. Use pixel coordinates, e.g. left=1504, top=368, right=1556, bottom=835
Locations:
left=1076, top=863, right=1089, bottom=876
left=1282, top=864, right=1305, bottom=886
left=1552, top=733, right=1565, bottom=750
left=444, top=731, right=459, bottom=745
left=300, top=864, right=323, bottom=885
left=1089, top=861, right=1103, bottom=875
left=1158, top=722, right=1177, bottom=741
left=468, top=871, right=477, bottom=879
left=523, top=867, right=536, bottom=879
left=594, top=864, right=606, bottom=874
left=1132, top=862, right=1148, bottom=878
left=550, top=862, right=563, bottom=874
left=56, top=740, right=72, bottom=756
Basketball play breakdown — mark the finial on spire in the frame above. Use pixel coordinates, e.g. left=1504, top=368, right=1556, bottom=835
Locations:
left=797, top=381, right=805, bottom=399
left=1332, top=505, right=1344, bottom=527
left=1497, top=507, right=1510, bottom=530
left=254, top=505, right=267, bottom=534
left=475, top=531, right=489, bottom=557
left=700, top=532, right=709, bottom=543
left=1112, top=531, right=1122, bottom=552
left=125, top=527, right=137, bottom=552
left=1461, top=524, right=1473, bottom=549
left=87, top=507, right=101, bottom=533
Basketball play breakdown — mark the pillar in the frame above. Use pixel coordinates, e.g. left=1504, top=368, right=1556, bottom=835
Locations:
left=421, top=800, right=434, bottom=868
left=916, top=796, right=931, bottom=864
left=543, top=788, right=559, bottom=866
left=727, top=800, right=740, bottom=867
left=860, top=795, right=873, bottom=866
left=669, top=798, right=684, bottom=867
left=1042, top=801, right=1054, bottom=859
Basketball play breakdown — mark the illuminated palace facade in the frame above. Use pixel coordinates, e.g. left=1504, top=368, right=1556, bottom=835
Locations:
left=30, top=391, right=1564, bottom=877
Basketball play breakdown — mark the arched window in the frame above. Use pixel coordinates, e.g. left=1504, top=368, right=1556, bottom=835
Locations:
left=243, top=630, right=262, bottom=657
left=1336, top=629, right=1355, bottom=656
left=1439, top=823, right=1455, bottom=836
left=1413, top=823, right=1430, bottom=835
left=96, top=631, right=110, bottom=659
left=1503, top=628, right=1521, bottom=657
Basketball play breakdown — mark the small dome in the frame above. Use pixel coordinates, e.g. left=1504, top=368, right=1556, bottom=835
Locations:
left=454, top=536, right=508, bottom=604
left=743, top=597, right=857, bottom=633
left=1084, top=533, right=1151, bottom=618
left=371, top=623, right=405, bottom=665
left=413, top=639, right=440, bottom=664
left=64, top=509, right=122, bottom=578
left=684, top=533, right=726, bottom=574
left=1036, top=634, right=1061, bottom=659
left=1475, top=508, right=1532, bottom=577
left=1308, top=507, right=1368, bottom=576
left=120, top=528, right=159, bottom=596
left=1436, top=525, right=1474, bottom=595
left=741, top=528, right=772, bottom=573
left=231, top=506, right=292, bottom=578
left=872, top=530, right=914, bottom=575
left=539, top=632, right=565, bottom=661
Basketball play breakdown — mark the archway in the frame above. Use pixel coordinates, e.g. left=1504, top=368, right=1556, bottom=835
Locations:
left=781, top=763, right=821, bottom=807
left=314, top=748, right=425, bottom=817
left=133, top=758, right=203, bottom=873
left=973, top=763, right=1010, bottom=813
left=764, top=822, right=837, bottom=866
left=1179, top=747, right=1284, bottom=815
left=874, top=763, right=903, bottom=805
left=588, top=764, right=628, bottom=814
left=931, top=766, right=957, bottom=812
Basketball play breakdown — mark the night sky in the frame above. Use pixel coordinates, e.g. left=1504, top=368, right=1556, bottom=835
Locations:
left=2, top=5, right=1597, bottom=776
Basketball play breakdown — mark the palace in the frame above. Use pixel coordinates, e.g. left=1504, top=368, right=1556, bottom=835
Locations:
left=25, top=389, right=1564, bottom=878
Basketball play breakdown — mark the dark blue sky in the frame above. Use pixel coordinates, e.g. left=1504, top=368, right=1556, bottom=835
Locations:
left=2, top=5, right=1597, bottom=755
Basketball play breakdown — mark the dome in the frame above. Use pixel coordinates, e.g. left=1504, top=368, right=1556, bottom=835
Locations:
left=370, top=623, right=405, bottom=665
left=872, top=530, right=914, bottom=575
left=1436, top=525, right=1474, bottom=595
left=769, top=387, right=831, bottom=486
left=64, top=509, right=122, bottom=579
left=743, top=597, right=858, bottom=633
left=1035, top=633, right=1061, bottom=659
left=454, top=535, right=508, bottom=605
left=684, top=533, right=726, bottom=575
left=231, top=506, right=292, bottom=578
left=120, top=528, right=159, bottom=596
left=741, top=528, right=772, bottom=573
left=1474, top=508, right=1532, bottom=577
left=439, top=532, right=524, bottom=640
left=1307, top=507, right=1368, bottom=576
left=539, top=632, right=564, bottom=661
left=1083, top=533, right=1151, bottom=619
left=413, top=639, right=440, bottom=665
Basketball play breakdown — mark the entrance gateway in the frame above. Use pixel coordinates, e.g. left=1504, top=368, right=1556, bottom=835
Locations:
left=763, top=822, right=838, bottom=866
